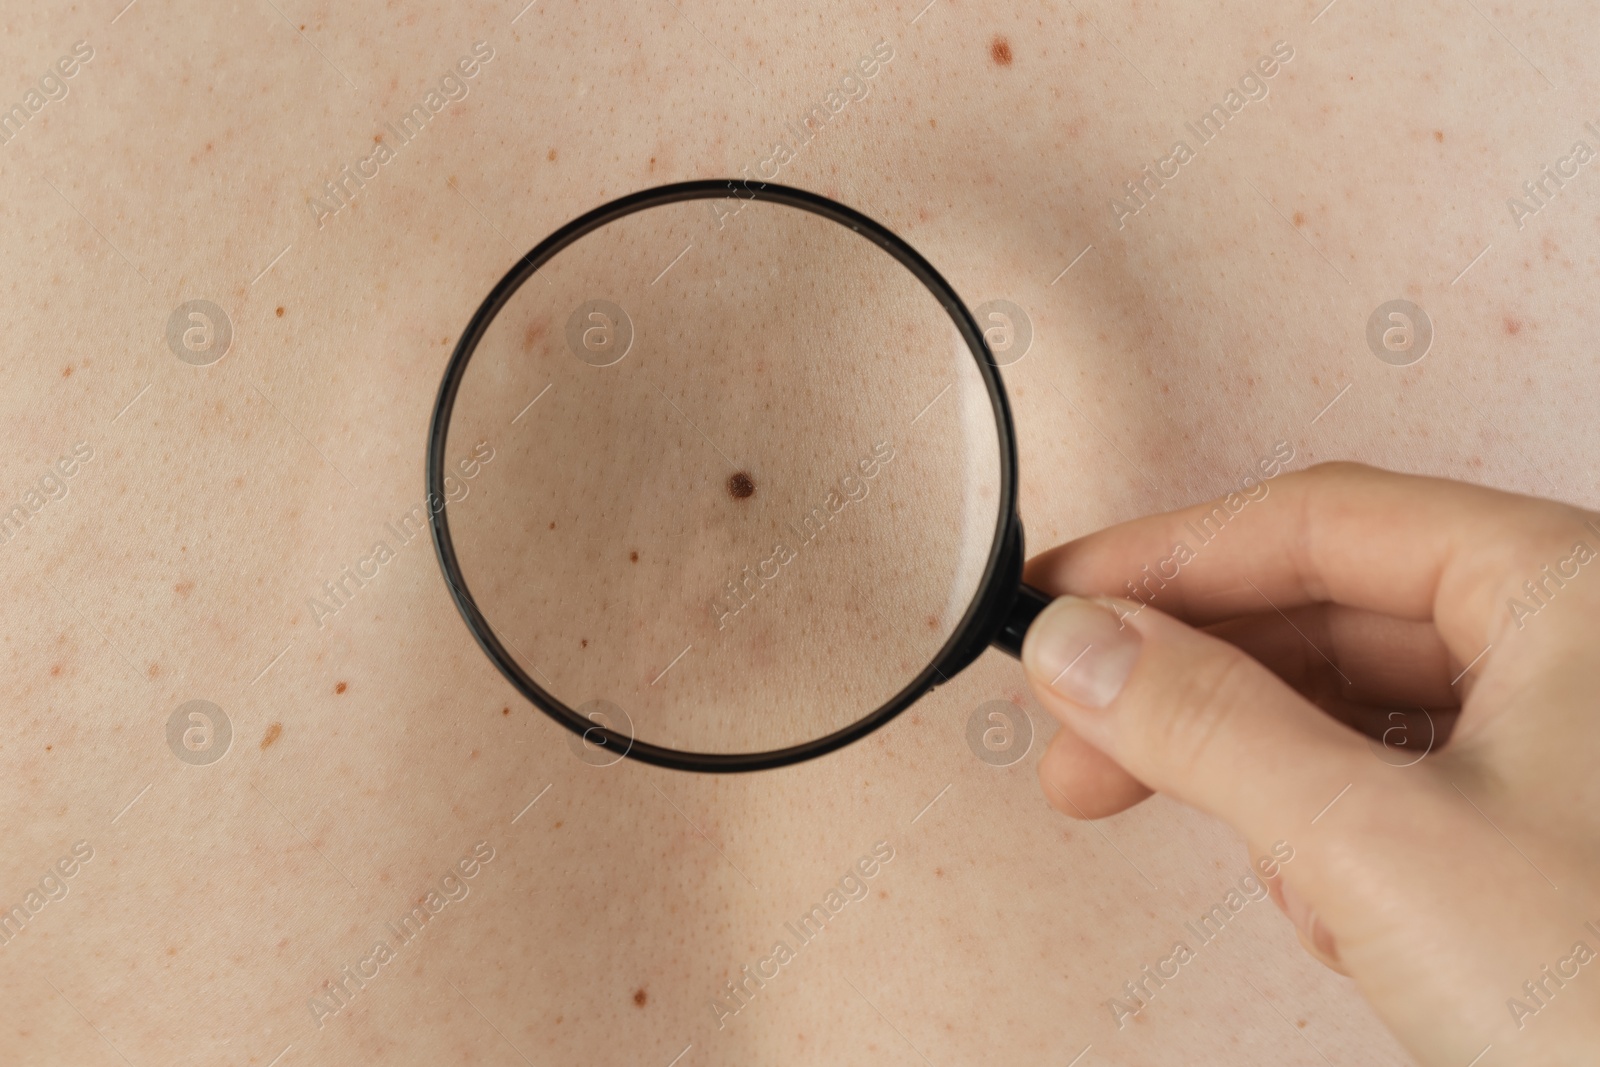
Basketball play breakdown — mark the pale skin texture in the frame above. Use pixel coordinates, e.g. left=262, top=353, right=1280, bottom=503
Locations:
left=1, top=2, right=1596, bottom=1064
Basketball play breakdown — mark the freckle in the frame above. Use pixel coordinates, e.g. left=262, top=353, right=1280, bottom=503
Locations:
left=374, top=133, right=384, bottom=143
left=926, top=615, right=938, bottom=630
left=554, top=820, right=563, bottom=829
left=935, top=867, right=944, bottom=877
left=147, top=664, right=160, bottom=678
left=727, top=471, right=755, bottom=499
left=929, top=118, right=937, bottom=129
left=990, top=36, right=1013, bottom=66
left=1504, top=316, right=1522, bottom=335
left=167, top=946, right=177, bottom=956
left=1292, top=211, right=1305, bottom=226
left=335, top=681, right=347, bottom=694
left=275, top=306, right=284, bottom=317
left=470, top=749, right=480, bottom=759
left=548, top=521, right=556, bottom=530
left=50, top=664, right=62, bottom=677
left=175, top=580, right=193, bottom=597
left=877, top=889, right=889, bottom=899
left=1433, top=130, right=1444, bottom=142
left=633, top=988, right=648, bottom=1007
left=548, top=148, right=557, bottom=161
left=45, top=744, right=52, bottom=751
left=260, top=722, right=283, bottom=749
left=62, top=365, right=73, bottom=377
left=1296, top=1019, right=1307, bottom=1028
left=523, top=317, right=548, bottom=350
left=630, top=551, right=639, bottom=562
left=648, top=156, right=656, bottom=171
left=555, top=1014, right=563, bottom=1024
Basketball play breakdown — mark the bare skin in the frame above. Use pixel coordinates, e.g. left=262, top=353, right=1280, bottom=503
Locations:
left=1, top=2, right=1594, bottom=1064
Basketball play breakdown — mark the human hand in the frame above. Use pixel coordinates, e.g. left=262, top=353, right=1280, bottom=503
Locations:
left=1021, top=462, right=1600, bottom=1066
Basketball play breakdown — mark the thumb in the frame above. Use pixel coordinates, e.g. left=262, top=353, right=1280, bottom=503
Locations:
left=1020, top=594, right=1370, bottom=845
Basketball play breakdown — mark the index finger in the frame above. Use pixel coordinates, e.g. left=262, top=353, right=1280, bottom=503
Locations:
left=1023, top=462, right=1600, bottom=668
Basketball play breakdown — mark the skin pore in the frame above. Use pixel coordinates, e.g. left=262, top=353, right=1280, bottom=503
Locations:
left=1, top=2, right=1596, bottom=1064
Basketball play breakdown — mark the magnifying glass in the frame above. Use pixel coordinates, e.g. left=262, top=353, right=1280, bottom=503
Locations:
left=428, top=180, right=1053, bottom=772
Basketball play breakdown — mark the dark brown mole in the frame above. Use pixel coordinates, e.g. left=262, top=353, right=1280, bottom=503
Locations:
left=629, top=551, right=639, bottom=562
left=334, top=681, right=347, bottom=694
left=633, top=988, right=648, bottom=1007
left=727, top=471, right=755, bottom=499
left=991, top=36, right=1013, bottom=66
left=275, top=306, right=285, bottom=317
left=580, top=638, right=588, bottom=648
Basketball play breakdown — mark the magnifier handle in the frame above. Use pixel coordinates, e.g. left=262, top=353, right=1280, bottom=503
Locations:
left=993, top=583, right=1053, bottom=660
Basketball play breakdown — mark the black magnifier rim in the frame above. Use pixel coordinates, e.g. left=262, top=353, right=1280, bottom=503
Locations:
left=427, top=179, right=1020, bottom=773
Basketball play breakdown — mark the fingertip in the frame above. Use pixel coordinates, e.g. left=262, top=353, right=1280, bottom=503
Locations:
left=1037, top=728, right=1154, bottom=820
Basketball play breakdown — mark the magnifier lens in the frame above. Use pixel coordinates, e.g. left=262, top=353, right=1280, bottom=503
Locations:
left=443, top=194, right=1003, bottom=757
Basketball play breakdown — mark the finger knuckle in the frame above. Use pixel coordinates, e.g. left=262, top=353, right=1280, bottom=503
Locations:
left=1152, top=650, right=1256, bottom=780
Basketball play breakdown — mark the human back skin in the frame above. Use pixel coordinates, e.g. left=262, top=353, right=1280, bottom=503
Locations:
left=0, top=1, right=1595, bottom=1064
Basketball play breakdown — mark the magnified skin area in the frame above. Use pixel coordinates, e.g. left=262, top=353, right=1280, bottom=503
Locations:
left=1, top=2, right=1596, bottom=1065
left=446, top=197, right=1000, bottom=753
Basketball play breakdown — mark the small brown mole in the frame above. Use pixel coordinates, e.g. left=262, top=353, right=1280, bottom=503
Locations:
left=261, top=722, right=283, bottom=749
left=580, top=638, right=588, bottom=648
left=727, top=471, right=755, bottom=499
left=629, top=551, right=639, bottom=562
left=62, top=365, right=73, bottom=377
left=275, top=306, right=284, bottom=317
left=522, top=317, right=548, bottom=350
left=334, top=681, right=347, bottom=694
left=502, top=707, right=511, bottom=716
left=548, top=521, right=556, bottom=530
left=547, top=147, right=558, bottom=162
left=991, top=36, right=1013, bottom=66
left=1504, top=315, right=1523, bottom=335
left=633, top=988, right=648, bottom=1007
